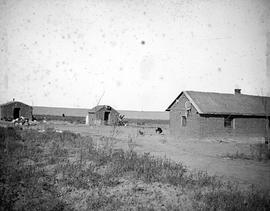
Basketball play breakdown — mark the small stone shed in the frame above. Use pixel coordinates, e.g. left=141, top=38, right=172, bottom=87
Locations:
left=86, top=105, right=120, bottom=125
left=0, top=101, right=33, bottom=121
left=166, top=89, right=270, bottom=138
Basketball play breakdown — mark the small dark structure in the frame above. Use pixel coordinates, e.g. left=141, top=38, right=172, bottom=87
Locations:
left=156, top=127, right=163, bottom=134
left=166, top=90, right=270, bottom=138
left=0, top=101, right=33, bottom=121
left=86, top=105, right=120, bottom=125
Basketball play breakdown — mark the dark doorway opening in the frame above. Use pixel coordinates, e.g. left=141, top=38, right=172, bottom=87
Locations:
left=13, top=108, right=20, bottom=119
left=104, top=111, right=110, bottom=122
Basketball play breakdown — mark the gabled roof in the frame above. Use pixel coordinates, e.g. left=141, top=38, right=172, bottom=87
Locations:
left=0, top=101, right=32, bottom=108
left=88, top=105, right=119, bottom=113
left=166, top=91, right=270, bottom=116
left=89, top=105, right=105, bottom=113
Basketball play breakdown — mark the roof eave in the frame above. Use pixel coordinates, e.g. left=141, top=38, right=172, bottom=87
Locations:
left=184, top=91, right=203, bottom=113
left=199, top=112, right=268, bottom=117
left=165, top=91, right=204, bottom=113
left=165, top=92, right=184, bottom=111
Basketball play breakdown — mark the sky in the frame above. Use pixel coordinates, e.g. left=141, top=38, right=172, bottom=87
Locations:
left=0, top=0, right=270, bottom=111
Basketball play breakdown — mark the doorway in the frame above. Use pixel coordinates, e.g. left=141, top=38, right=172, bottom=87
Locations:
left=13, top=108, right=20, bottom=119
left=104, top=111, right=110, bottom=122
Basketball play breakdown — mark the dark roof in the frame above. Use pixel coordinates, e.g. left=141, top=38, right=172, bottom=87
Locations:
left=0, top=101, right=32, bottom=108
left=166, top=91, right=270, bottom=116
left=88, top=105, right=119, bottom=113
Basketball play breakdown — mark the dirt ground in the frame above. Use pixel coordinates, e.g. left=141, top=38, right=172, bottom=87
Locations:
left=36, top=121, right=270, bottom=190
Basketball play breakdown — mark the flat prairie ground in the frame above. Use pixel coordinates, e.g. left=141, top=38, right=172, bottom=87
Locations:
left=39, top=121, right=270, bottom=190
left=1, top=121, right=270, bottom=210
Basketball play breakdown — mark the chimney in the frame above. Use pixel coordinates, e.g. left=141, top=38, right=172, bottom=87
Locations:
left=234, top=89, right=241, bottom=95
left=12, top=98, right=15, bottom=101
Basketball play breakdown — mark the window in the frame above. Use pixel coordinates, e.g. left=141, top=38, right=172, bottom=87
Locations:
left=181, top=116, right=187, bottom=127
left=224, top=116, right=234, bottom=128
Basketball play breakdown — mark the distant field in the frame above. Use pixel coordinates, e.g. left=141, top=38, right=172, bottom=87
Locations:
left=33, top=106, right=89, bottom=117
left=34, top=114, right=169, bottom=126
left=33, top=106, right=169, bottom=120
left=126, top=118, right=169, bottom=126
left=34, top=115, right=85, bottom=124
left=33, top=106, right=169, bottom=125
left=119, top=110, right=169, bottom=120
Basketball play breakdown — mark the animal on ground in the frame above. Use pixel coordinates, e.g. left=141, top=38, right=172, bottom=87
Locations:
left=138, top=130, right=144, bottom=135
left=155, top=127, right=163, bottom=134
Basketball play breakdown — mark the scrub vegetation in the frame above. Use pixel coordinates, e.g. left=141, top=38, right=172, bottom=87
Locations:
left=222, top=143, right=270, bottom=161
left=0, top=126, right=269, bottom=210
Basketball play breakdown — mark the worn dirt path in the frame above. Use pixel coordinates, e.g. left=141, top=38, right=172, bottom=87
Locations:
left=46, top=123, right=270, bottom=190
left=130, top=136, right=270, bottom=190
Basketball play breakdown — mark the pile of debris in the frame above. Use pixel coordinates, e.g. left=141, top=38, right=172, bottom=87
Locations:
left=12, top=116, right=37, bottom=126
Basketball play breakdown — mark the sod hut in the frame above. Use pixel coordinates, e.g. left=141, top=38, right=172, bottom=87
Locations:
left=0, top=101, right=33, bottom=121
left=86, top=105, right=120, bottom=125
